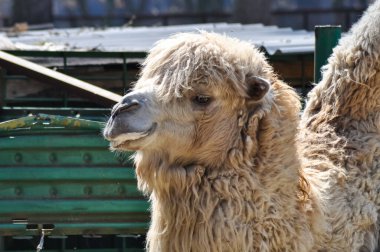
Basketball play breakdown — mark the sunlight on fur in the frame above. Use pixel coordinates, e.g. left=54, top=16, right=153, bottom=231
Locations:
left=104, top=1, right=380, bottom=251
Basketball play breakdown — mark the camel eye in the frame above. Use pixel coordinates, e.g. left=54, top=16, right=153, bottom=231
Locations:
left=193, top=95, right=211, bottom=105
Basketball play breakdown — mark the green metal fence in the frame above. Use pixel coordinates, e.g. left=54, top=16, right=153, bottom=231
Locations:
left=0, top=114, right=148, bottom=251
left=314, top=25, right=342, bottom=83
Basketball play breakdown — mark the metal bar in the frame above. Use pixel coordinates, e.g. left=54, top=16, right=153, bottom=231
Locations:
left=57, top=76, right=125, bottom=81
left=5, top=97, right=86, bottom=102
left=0, top=68, right=6, bottom=107
left=0, top=249, right=140, bottom=252
left=0, top=223, right=148, bottom=238
left=0, top=106, right=110, bottom=122
left=3, top=50, right=147, bottom=59
left=63, top=92, right=68, bottom=107
left=0, top=248, right=142, bottom=252
left=122, top=55, right=128, bottom=93
left=0, top=168, right=136, bottom=181
left=63, top=53, right=67, bottom=70
left=0, top=200, right=149, bottom=214
left=0, top=183, right=142, bottom=199
left=0, top=51, right=122, bottom=106
left=1, top=248, right=141, bottom=252
left=0, top=129, right=102, bottom=137
left=0, top=114, right=103, bottom=132
left=0, top=223, right=148, bottom=230
left=0, top=136, right=107, bottom=148
left=300, top=55, right=310, bottom=98
left=62, top=238, right=66, bottom=251
left=5, top=250, right=141, bottom=252
left=62, top=52, right=69, bottom=107
left=2, top=75, right=29, bottom=80
left=314, top=25, right=341, bottom=83
left=0, top=106, right=109, bottom=111
left=2, top=75, right=130, bottom=93
left=2, top=215, right=148, bottom=225
left=0, top=151, right=127, bottom=166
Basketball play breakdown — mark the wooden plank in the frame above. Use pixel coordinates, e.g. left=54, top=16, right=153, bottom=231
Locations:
left=0, top=51, right=122, bottom=106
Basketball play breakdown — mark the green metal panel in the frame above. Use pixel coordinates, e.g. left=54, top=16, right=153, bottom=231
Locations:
left=2, top=223, right=148, bottom=234
left=0, top=168, right=136, bottom=181
left=0, top=200, right=147, bottom=214
left=0, top=114, right=149, bottom=237
left=314, top=25, right=342, bottom=83
left=0, top=113, right=103, bottom=132
left=0, top=106, right=111, bottom=122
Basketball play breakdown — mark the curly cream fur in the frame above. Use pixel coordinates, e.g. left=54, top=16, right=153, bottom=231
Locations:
left=131, top=32, right=313, bottom=251
left=108, top=1, right=380, bottom=251
left=300, top=1, right=380, bottom=251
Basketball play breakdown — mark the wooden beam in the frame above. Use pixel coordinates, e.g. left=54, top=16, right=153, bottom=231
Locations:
left=0, top=50, right=122, bottom=106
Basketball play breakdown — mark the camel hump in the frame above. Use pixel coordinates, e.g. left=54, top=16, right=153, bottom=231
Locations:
left=303, top=0, right=380, bottom=124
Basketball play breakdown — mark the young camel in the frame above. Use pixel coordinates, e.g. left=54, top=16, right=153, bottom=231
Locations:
left=104, top=1, right=380, bottom=251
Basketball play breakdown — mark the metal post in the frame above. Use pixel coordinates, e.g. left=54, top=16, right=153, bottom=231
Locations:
left=63, top=53, right=67, bottom=71
left=122, top=55, right=128, bottom=94
left=314, top=25, right=342, bottom=83
left=0, top=236, right=4, bottom=251
left=300, top=55, right=306, bottom=97
left=0, top=68, right=6, bottom=106
left=122, top=237, right=126, bottom=252
left=63, top=52, right=68, bottom=107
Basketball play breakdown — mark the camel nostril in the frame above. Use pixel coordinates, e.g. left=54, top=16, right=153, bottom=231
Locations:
left=111, top=101, right=141, bottom=119
left=121, top=101, right=140, bottom=112
left=111, top=111, right=118, bottom=120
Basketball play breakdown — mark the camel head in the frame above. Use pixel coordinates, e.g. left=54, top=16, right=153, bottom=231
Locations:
left=103, top=32, right=275, bottom=191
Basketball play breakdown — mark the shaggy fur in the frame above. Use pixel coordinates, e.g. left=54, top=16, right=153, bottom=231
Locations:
left=300, top=1, right=380, bottom=250
left=104, top=1, right=380, bottom=251
left=134, top=33, right=312, bottom=251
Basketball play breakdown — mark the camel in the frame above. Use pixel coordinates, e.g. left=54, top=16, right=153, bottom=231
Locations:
left=103, top=1, right=380, bottom=251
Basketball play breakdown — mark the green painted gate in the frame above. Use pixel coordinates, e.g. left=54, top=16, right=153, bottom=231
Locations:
left=0, top=114, right=149, bottom=251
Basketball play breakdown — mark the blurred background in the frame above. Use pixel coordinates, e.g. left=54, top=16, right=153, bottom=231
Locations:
left=0, top=0, right=375, bottom=31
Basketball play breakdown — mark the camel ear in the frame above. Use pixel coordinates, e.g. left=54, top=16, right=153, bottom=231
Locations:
left=246, top=76, right=270, bottom=101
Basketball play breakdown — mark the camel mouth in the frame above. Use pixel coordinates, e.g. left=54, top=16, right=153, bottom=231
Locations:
left=110, top=123, right=157, bottom=149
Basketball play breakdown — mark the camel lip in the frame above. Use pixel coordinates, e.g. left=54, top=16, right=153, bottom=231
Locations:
left=110, top=123, right=157, bottom=149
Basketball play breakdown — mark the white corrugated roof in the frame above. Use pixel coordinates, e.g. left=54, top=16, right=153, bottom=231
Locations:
left=1, top=23, right=314, bottom=56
